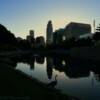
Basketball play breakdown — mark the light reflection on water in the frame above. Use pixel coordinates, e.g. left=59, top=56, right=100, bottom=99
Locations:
left=16, top=57, right=100, bottom=100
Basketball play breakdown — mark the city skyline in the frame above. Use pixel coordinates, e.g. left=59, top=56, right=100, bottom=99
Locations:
left=0, top=0, right=100, bottom=39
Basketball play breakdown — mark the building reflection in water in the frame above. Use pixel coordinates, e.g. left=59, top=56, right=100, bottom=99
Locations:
left=11, top=55, right=100, bottom=100
left=53, top=57, right=68, bottom=73
left=9, top=55, right=100, bottom=83
left=35, top=56, right=45, bottom=64
left=46, top=56, right=100, bottom=81
left=29, top=58, right=35, bottom=70
left=46, top=57, right=53, bottom=79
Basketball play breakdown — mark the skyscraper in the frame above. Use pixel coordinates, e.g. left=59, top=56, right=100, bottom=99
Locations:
left=26, top=30, right=35, bottom=46
left=46, top=20, right=53, bottom=45
left=29, top=30, right=34, bottom=38
left=65, top=22, right=91, bottom=38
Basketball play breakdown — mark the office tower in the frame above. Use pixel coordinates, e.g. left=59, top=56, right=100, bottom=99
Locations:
left=46, top=20, right=53, bottom=45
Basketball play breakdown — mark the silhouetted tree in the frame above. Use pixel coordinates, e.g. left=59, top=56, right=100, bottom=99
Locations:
left=0, top=24, right=18, bottom=51
left=93, top=32, right=100, bottom=41
left=96, top=24, right=100, bottom=32
left=0, top=24, right=16, bottom=44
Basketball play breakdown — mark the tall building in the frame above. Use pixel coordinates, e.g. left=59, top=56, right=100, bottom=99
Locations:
left=53, top=22, right=91, bottom=44
left=29, top=30, right=34, bottom=38
left=46, top=20, right=53, bottom=45
left=27, top=30, right=34, bottom=43
left=65, top=22, right=91, bottom=38
left=26, top=30, right=35, bottom=47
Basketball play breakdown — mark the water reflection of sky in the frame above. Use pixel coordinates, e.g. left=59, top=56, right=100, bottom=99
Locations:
left=16, top=59, right=100, bottom=100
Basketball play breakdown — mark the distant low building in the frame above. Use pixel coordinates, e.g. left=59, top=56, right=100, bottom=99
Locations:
left=79, top=33, right=93, bottom=39
left=53, top=29, right=65, bottom=44
left=16, top=37, right=23, bottom=42
left=35, top=36, right=45, bottom=48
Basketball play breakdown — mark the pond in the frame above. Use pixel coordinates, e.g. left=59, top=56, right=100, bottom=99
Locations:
left=15, top=56, right=100, bottom=100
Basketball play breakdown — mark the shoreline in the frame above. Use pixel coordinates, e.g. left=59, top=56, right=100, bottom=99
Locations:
left=0, top=46, right=100, bottom=61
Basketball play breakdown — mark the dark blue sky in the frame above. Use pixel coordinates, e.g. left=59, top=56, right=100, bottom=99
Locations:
left=0, top=0, right=99, bottom=38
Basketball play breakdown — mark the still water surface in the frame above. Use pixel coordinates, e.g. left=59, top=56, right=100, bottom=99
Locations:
left=16, top=56, right=100, bottom=100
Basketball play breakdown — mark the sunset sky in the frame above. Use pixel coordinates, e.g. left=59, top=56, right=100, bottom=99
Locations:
left=0, top=0, right=100, bottom=39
